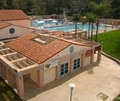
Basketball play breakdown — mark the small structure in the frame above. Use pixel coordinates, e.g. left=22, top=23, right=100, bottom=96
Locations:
left=100, top=19, right=120, bottom=26
left=51, top=30, right=88, bottom=40
left=0, top=32, right=101, bottom=98
left=0, top=22, right=34, bottom=41
left=51, top=31, right=67, bottom=37
left=0, top=10, right=31, bottom=27
left=50, top=14, right=64, bottom=19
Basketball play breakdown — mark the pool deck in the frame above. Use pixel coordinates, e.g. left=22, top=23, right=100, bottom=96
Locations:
left=23, top=55, right=120, bottom=101
left=92, top=27, right=118, bottom=35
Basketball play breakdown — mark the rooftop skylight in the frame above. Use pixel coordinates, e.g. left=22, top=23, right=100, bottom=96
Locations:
left=33, top=35, right=55, bottom=45
left=34, top=38, right=46, bottom=44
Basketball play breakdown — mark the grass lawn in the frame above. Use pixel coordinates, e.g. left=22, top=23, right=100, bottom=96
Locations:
left=113, top=94, right=120, bottom=101
left=93, top=30, right=120, bottom=60
left=0, top=76, right=22, bottom=101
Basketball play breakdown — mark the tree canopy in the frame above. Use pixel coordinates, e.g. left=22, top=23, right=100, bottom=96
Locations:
left=0, top=0, right=119, bottom=19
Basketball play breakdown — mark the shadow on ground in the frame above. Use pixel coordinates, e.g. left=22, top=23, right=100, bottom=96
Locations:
left=23, top=62, right=99, bottom=101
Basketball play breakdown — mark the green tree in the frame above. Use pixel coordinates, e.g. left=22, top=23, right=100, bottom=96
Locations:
left=24, top=0, right=33, bottom=15
left=86, top=13, right=96, bottom=41
left=88, top=1, right=110, bottom=42
left=81, top=16, right=87, bottom=30
left=111, top=0, right=120, bottom=19
left=32, top=0, right=46, bottom=15
left=44, top=0, right=55, bottom=14
left=95, top=2, right=110, bottom=42
left=0, top=0, right=7, bottom=9
left=13, top=0, right=25, bottom=10
left=6, top=0, right=15, bottom=9
left=73, top=13, right=81, bottom=38
left=54, top=0, right=73, bottom=14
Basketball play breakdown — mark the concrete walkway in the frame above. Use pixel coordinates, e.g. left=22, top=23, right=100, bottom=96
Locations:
left=23, top=55, right=120, bottom=101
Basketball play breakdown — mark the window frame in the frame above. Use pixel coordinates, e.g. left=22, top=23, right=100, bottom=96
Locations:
left=9, top=28, right=15, bottom=34
left=73, top=58, right=80, bottom=70
left=60, top=62, right=69, bottom=77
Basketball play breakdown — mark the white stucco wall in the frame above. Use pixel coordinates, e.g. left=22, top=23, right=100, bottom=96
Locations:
left=84, top=56, right=91, bottom=66
left=44, top=44, right=90, bottom=65
left=30, top=70, right=38, bottom=84
left=0, top=25, right=34, bottom=40
left=44, top=67, right=56, bottom=84
left=41, top=44, right=92, bottom=85
left=42, top=44, right=91, bottom=82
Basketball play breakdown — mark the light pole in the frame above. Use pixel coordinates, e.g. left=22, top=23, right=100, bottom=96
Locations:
left=69, top=83, right=76, bottom=101
left=75, top=0, right=78, bottom=38
left=101, top=42, right=104, bottom=51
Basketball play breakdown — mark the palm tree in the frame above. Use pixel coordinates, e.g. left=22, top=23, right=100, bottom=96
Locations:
left=81, top=16, right=87, bottom=30
left=86, top=13, right=96, bottom=41
left=88, top=2, right=110, bottom=42
left=72, top=13, right=81, bottom=38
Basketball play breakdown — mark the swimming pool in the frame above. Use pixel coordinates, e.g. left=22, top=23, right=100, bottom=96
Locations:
left=45, top=23, right=109, bottom=32
left=32, top=19, right=63, bottom=27
left=32, top=20, right=110, bottom=32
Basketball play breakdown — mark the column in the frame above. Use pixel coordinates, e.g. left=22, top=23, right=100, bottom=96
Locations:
left=0, top=65, right=6, bottom=79
left=6, top=68, right=15, bottom=87
left=81, top=53, right=85, bottom=68
left=90, top=48, right=94, bottom=64
left=85, top=32, right=87, bottom=39
left=37, top=65, right=44, bottom=87
left=70, top=58, right=74, bottom=73
left=97, top=50, right=102, bottom=61
left=16, top=72, right=24, bottom=98
left=56, top=66, right=60, bottom=80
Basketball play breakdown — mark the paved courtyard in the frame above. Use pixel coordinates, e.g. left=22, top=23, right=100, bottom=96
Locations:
left=23, top=55, right=120, bottom=101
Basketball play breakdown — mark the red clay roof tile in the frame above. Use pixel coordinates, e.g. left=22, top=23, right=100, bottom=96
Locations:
left=0, top=22, right=11, bottom=29
left=6, top=33, right=71, bottom=64
left=0, top=10, right=29, bottom=21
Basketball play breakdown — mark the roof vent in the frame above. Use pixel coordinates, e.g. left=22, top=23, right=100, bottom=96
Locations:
left=34, top=38, right=46, bottom=44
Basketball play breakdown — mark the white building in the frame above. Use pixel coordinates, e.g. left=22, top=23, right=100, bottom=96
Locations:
left=0, top=32, right=102, bottom=98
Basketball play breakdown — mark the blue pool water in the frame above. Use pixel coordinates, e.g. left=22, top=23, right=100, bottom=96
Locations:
left=32, top=19, right=63, bottom=27
left=32, top=19, right=109, bottom=32
left=45, top=24, right=108, bottom=32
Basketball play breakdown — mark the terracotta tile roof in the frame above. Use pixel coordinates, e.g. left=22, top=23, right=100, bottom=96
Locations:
left=73, top=39, right=99, bottom=46
left=0, top=22, right=11, bottom=29
left=6, top=33, right=71, bottom=64
left=0, top=10, right=29, bottom=21
left=52, top=31, right=66, bottom=36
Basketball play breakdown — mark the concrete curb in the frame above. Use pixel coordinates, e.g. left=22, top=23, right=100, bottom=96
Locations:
left=102, top=51, right=120, bottom=65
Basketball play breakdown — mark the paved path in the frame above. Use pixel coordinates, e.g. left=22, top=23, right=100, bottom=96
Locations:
left=23, top=55, right=120, bottom=101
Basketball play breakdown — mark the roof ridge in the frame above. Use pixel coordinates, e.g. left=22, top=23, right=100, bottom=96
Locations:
left=0, top=10, right=29, bottom=21
left=0, top=22, right=12, bottom=29
left=0, top=21, right=37, bottom=31
left=50, top=35, right=92, bottom=47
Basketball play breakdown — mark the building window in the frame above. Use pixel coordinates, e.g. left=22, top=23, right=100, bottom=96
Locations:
left=9, top=28, right=15, bottom=34
left=60, top=63, right=68, bottom=76
left=74, top=58, right=80, bottom=70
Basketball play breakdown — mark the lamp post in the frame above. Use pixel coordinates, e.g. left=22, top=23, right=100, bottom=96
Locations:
left=69, top=83, right=76, bottom=101
left=101, top=42, right=104, bottom=50
left=74, top=0, right=78, bottom=38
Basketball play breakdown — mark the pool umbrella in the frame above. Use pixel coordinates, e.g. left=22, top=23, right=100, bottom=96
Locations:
left=37, top=21, right=45, bottom=24
left=52, top=20, right=58, bottom=23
